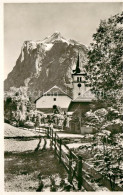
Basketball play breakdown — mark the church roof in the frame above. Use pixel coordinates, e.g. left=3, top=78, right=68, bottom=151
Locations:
left=72, top=90, right=95, bottom=102
left=43, top=85, right=66, bottom=95
left=73, top=96, right=92, bottom=102
left=67, top=90, right=95, bottom=112
left=34, top=85, right=72, bottom=103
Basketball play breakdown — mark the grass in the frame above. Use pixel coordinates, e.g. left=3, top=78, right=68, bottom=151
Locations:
left=4, top=149, right=67, bottom=191
left=4, top=123, right=43, bottom=138
left=4, top=123, right=67, bottom=192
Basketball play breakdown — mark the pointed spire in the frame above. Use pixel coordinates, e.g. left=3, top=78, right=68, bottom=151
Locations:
left=76, top=53, right=80, bottom=73
left=72, top=53, right=80, bottom=74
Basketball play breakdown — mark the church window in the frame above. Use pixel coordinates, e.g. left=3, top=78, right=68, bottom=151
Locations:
left=77, top=77, right=82, bottom=82
left=54, top=98, right=56, bottom=101
left=77, top=77, right=79, bottom=82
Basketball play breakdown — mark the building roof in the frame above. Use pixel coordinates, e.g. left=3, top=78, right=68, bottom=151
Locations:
left=43, top=85, right=67, bottom=95
left=73, top=96, right=92, bottom=103
left=72, top=89, right=95, bottom=103
left=67, top=101, right=91, bottom=112
left=67, top=89, right=95, bottom=112
left=34, top=85, right=72, bottom=103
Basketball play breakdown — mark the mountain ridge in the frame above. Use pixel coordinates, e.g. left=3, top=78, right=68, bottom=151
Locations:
left=4, top=32, right=88, bottom=100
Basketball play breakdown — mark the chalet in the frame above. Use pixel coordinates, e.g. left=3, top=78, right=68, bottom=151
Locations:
left=35, top=85, right=72, bottom=113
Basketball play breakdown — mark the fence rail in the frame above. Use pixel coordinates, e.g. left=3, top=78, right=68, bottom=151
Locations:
left=46, top=127, right=82, bottom=189
left=46, top=127, right=123, bottom=192
left=22, top=126, right=123, bottom=191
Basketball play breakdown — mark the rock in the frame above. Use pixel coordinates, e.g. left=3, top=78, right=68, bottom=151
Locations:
left=4, top=32, right=88, bottom=100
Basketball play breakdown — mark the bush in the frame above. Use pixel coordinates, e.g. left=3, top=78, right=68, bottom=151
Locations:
left=94, top=108, right=108, bottom=117
left=10, top=121, right=18, bottom=127
left=19, top=120, right=25, bottom=127
left=24, top=121, right=35, bottom=128
left=106, top=123, right=122, bottom=134
left=4, top=118, right=10, bottom=124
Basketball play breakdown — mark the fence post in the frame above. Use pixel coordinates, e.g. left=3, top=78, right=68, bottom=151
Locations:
left=52, top=128, right=53, bottom=147
left=49, top=127, right=51, bottom=138
left=59, top=139, right=62, bottom=163
left=68, top=150, right=72, bottom=184
left=47, top=127, right=49, bottom=138
left=54, top=132, right=57, bottom=153
left=49, top=128, right=52, bottom=149
left=50, top=128, right=53, bottom=149
left=77, top=155, right=82, bottom=190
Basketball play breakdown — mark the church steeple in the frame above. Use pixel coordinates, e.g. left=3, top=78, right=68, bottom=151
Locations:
left=72, top=52, right=86, bottom=99
left=76, top=53, right=81, bottom=73
left=73, top=53, right=81, bottom=74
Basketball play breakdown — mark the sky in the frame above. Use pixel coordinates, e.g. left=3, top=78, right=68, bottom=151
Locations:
left=4, top=2, right=122, bottom=79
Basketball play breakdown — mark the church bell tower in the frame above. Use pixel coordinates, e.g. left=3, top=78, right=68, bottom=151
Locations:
left=72, top=53, right=86, bottom=99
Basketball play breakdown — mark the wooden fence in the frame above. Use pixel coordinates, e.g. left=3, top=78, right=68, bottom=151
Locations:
left=46, top=127, right=123, bottom=192
left=46, top=127, right=82, bottom=190
left=21, top=126, right=123, bottom=191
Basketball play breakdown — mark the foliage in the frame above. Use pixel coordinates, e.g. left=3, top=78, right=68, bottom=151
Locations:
left=85, top=12, right=123, bottom=111
left=35, top=117, right=40, bottom=127
left=92, top=132, right=123, bottom=189
left=4, top=86, right=33, bottom=123
left=19, top=120, right=25, bottom=127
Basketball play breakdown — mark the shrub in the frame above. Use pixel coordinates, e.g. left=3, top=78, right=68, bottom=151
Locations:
left=24, top=121, right=35, bottom=128
left=19, top=120, right=25, bottom=127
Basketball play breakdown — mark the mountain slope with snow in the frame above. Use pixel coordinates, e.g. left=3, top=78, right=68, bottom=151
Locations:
left=4, top=32, right=88, bottom=100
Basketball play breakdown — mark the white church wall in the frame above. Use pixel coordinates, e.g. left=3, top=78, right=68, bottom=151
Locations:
left=36, top=95, right=71, bottom=109
left=73, top=82, right=87, bottom=99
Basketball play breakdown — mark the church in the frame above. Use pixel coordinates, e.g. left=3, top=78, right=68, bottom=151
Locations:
left=67, top=54, right=95, bottom=134
left=35, top=85, right=72, bottom=113
left=35, top=53, right=94, bottom=114
left=68, top=53, right=94, bottom=114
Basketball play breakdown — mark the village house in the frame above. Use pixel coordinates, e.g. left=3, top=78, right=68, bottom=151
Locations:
left=35, top=85, right=72, bottom=113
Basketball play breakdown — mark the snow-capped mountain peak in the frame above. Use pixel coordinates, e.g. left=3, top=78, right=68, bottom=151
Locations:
left=5, top=32, right=88, bottom=100
left=41, top=32, right=69, bottom=44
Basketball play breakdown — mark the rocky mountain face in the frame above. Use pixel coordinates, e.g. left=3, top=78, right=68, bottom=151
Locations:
left=4, top=32, right=88, bottom=100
